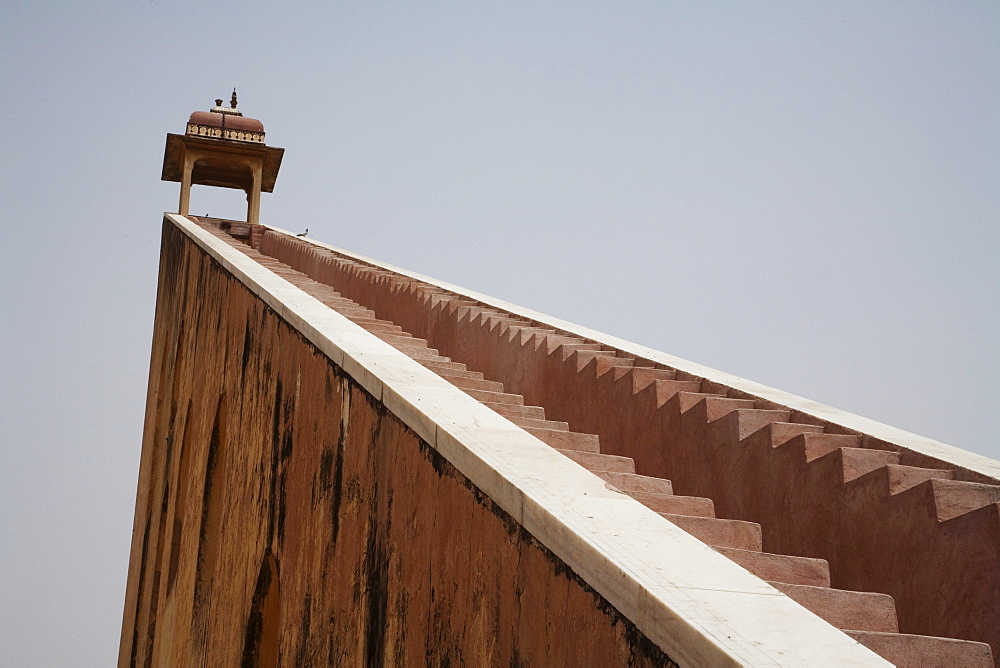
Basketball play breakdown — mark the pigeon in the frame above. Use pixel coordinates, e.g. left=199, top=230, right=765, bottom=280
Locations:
left=297, top=228, right=309, bottom=237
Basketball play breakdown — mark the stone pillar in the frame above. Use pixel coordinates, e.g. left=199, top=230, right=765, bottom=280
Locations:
left=247, top=161, right=263, bottom=225
left=179, top=152, right=194, bottom=216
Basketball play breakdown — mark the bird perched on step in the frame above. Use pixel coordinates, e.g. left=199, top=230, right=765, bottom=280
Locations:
left=297, top=228, right=309, bottom=237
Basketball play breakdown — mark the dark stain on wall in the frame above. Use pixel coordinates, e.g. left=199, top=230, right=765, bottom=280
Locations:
left=241, top=551, right=280, bottom=668
left=362, top=521, right=389, bottom=665
left=128, top=509, right=152, bottom=668
left=318, top=448, right=334, bottom=493
left=267, top=381, right=282, bottom=547
left=275, top=469, right=288, bottom=549
left=240, top=321, right=253, bottom=381
left=293, top=595, right=312, bottom=665
left=328, top=404, right=348, bottom=546
left=362, top=409, right=390, bottom=664
left=196, top=394, right=225, bottom=578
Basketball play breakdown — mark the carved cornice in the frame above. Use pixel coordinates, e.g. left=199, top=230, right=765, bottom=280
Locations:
left=185, top=123, right=265, bottom=144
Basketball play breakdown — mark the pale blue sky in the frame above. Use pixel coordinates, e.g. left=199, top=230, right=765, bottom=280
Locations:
left=1, top=2, right=997, bottom=664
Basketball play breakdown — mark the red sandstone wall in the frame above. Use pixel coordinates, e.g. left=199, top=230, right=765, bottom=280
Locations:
left=257, top=229, right=1000, bottom=659
left=118, top=222, right=675, bottom=666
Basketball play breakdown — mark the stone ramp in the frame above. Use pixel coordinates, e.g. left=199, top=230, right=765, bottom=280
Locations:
left=206, top=222, right=992, bottom=666
left=248, top=222, right=999, bottom=664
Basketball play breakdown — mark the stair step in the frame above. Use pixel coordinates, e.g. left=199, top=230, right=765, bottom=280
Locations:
left=922, top=479, right=1000, bottom=521
left=328, top=305, right=377, bottom=318
left=324, top=299, right=360, bottom=313
left=557, top=450, right=635, bottom=474
left=715, top=408, right=793, bottom=441
left=453, top=305, right=495, bottom=322
left=524, top=428, right=600, bottom=453
left=418, top=359, right=471, bottom=374
left=443, top=376, right=506, bottom=393
left=555, top=342, right=605, bottom=360
left=674, top=391, right=725, bottom=412
left=631, top=492, right=715, bottom=517
left=677, top=393, right=755, bottom=419
left=593, top=471, right=673, bottom=496
left=495, top=319, right=530, bottom=337
left=498, top=323, right=532, bottom=341
left=594, top=355, right=635, bottom=376
left=375, top=332, right=427, bottom=347
left=475, top=311, right=515, bottom=329
left=768, top=582, right=898, bottom=633
left=444, top=300, right=480, bottom=314
left=352, top=320, right=402, bottom=333
left=484, top=403, right=546, bottom=421
left=822, top=447, right=901, bottom=482
left=713, top=547, right=831, bottom=587
left=498, top=321, right=536, bottom=339
left=631, top=367, right=678, bottom=392
left=393, top=345, right=441, bottom=360
left=347, top=314, right=393, bottom=324
left=883, top=464, right=953, bottom=494
left=766, top=421, right=825, bottom=446
left=507, top=416, right=571, bottom=431
left=319, top=297, right=368, bottom=310
left=452, top=305, right=495, bottom=322
left=791, top=434, right=868, bottom=463
left=652, top=379, right=704, bottom=406
left=509, top=326, right=557, bottom=345
left=844, top=630, right=993, bottom=667
left=612, top=365, right=638, bottom=380
left=357, top=323, right=406, bottom=336
left=660, top=514, right=762, bottom=551
left=463, top=389, right=524, bottom=406
left=572, top=349, right=619, bottom=369
left=484, top=314, right=523, bottom=331
left=540, top=335, right=586, bottom=354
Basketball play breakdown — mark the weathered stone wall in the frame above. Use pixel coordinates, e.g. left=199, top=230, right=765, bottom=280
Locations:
left=118, top=221, right=675, bottom=666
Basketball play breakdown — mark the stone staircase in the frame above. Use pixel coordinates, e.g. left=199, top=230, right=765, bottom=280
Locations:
left=200, top=221, right=996, bottom=666
left=252, top=230, right=1000, bottom=663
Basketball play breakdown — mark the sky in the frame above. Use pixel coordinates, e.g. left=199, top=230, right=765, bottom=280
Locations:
left=1, top=2, right=997, bottom=664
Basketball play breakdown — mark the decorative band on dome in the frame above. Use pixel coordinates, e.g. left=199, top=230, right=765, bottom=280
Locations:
left=185, top=122, right=265, bottom=144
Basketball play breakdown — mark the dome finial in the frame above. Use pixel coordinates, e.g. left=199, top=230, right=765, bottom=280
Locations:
left=231, top=88, right=238, bottom=109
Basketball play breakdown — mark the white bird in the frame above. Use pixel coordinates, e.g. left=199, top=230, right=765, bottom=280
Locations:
left=297, top=228, right=309, bottom=237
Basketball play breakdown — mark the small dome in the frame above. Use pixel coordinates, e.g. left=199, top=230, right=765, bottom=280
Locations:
left=185, top=92, right=266, bottom=144
left=188, top=110, right=264, bottom=133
